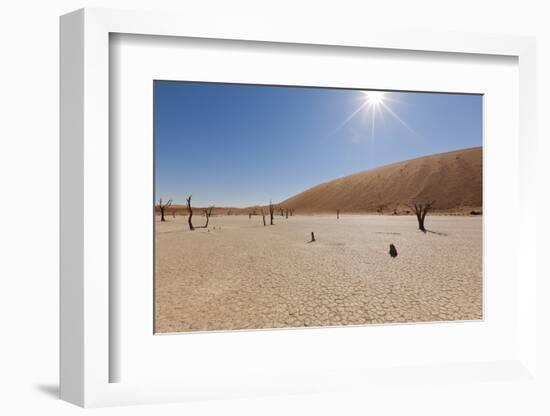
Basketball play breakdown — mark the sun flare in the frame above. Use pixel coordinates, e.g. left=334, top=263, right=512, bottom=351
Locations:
left=363, top=91, right=386, bottom=106
left=335, top=89, right=417, bottom=141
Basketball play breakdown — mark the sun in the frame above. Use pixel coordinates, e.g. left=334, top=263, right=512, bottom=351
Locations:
left=335, top=89, right=416, bottom=141
left=363, top=91, right=386, bottom=106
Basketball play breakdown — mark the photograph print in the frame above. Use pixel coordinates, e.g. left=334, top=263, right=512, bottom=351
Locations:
left=154, top=81, right=483, bottom=333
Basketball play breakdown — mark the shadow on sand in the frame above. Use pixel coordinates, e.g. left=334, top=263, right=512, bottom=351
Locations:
left=424, top=229, right=448, bottom=236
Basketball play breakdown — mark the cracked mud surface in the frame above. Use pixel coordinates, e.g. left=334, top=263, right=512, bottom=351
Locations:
left=155, top=215, right=482, bottom=333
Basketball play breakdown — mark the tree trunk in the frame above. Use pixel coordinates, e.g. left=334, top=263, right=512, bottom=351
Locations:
left=158, top=198, right=172, bottom=222
left=186, top=196, right=194, bottom=230
left=419, top=208, right=429, bottom=232
left=203, top=206, right=214, bottom=228
left=269, top=200, right=274, bottom=225
left=409, top=201, right=434, bottom=233
left=418, top=215, right=426, bottom=232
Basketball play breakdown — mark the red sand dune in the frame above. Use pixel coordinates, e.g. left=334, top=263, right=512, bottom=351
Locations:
left=161, top=147, right=482, bottom=216
left=279, top=147, right=482, bottom=214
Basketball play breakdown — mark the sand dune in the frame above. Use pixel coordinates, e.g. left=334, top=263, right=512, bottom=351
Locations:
left=280, top=147, right=482, bottom=214
left=160, top=147, right=482, bottom=216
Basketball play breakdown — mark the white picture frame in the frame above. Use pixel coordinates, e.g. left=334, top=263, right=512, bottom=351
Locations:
left=60, top=8, right=538, bottom=408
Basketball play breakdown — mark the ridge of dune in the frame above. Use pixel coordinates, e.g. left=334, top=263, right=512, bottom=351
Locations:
left=280, top=147, right=482, bottom=213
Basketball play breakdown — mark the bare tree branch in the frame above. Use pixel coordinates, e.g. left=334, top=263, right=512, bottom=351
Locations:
left=157, top=198, right=172, bottom=222
left=198, top=206, right=214, bottom=228
left=408, top=200, right=436, bottom=232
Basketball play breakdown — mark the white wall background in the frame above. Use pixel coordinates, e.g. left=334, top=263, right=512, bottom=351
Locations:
left=0, top=1, right=548, bottom=415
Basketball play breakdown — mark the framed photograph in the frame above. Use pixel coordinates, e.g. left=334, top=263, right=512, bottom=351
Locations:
left=60, top=8, right=538, bottom=408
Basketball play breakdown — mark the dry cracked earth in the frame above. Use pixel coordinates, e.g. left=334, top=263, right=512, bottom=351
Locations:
left=154, top=215, right=482, bottom=333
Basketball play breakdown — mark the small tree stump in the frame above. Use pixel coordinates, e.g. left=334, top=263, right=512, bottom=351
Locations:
left=310, top=232, right=316, bottom=242
left=389, top=244, right=398, bottom=258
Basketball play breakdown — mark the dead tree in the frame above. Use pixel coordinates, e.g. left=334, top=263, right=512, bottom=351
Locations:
left=261, top=209, right=267, bottom=226
left=269, top=200, right=275, bottom=225
left=186, top=195, right=195, bottom=230
left=200, top=206, right=214, bottom=228
left=337, top=209, right=340, bottom=219
left=157, top=198, right=172, bottom=222
left=409, top=200, right=435, bottom=233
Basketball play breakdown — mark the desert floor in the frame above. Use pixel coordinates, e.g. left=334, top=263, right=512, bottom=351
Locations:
left=155, top=214, right=482, bottom=333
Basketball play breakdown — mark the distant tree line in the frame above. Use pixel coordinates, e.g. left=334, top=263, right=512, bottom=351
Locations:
left=156, top=195, right=438, bottom=235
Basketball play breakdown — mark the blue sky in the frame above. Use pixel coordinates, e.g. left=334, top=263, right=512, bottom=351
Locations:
left=154, top=81, right=482, bottom=207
